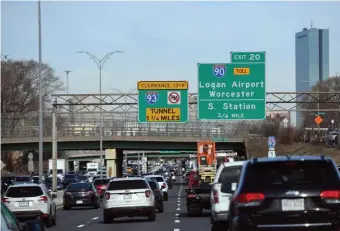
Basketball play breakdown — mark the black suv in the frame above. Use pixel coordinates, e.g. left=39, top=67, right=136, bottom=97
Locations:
left=228, top=156, right=340, bottom=231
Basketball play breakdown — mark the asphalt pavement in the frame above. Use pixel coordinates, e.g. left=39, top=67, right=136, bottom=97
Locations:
left=48, top=176, right=211, bottom=231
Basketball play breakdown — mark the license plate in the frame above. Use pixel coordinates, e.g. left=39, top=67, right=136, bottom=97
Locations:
left=19, top=202, right=29, bottom=207
left=76, top=200, right=83, bottom=204
left=200, top=194, right=209, bottom=197
left=281, top=199, right=304, bottom=211
left=124, top=194, right=132, bottom=200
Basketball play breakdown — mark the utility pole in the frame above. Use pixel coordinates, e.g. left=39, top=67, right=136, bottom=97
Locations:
left=64, top=69, right=71, bottom=94
left=38, top=0, right=44, bottom=183
left=77, top=50, right=123, bottom=178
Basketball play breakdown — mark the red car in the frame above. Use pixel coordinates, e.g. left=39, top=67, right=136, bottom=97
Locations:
left=93, top=178, right=110, bottom=198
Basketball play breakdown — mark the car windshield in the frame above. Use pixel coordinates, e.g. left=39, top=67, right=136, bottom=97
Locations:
left=67, top=183, right=92, bottom=190
left=94, top=179, right=109, bottom=185
left=243, top=161, right=339, bottom=190
left=6, top=186, right=43, bottom=198
left=107, top=180, right=147, bottom=190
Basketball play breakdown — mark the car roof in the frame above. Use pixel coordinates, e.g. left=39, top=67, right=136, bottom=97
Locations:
left=222, top=161, right=245, bottom=167
left=9, top=182, right=41, bottom=187
left=144, top=175, right=163, bottom=178
left=249, top=155, right=333, bottom=164
left=110, top=177, right=145, bottom=182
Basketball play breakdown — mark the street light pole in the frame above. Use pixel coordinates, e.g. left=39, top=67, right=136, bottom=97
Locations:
left=77, top=50, right=124, bottom=178
left=38, top=0, right=44, bottom=183
left=64, top=69, right=71, bottom=94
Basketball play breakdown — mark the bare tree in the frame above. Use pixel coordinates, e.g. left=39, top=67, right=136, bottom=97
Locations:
left=301, top=76, right=340, bottom=129
left=1, top=59, right=63, bottom=134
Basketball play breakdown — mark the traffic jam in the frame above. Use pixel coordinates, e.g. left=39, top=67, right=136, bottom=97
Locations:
left=1, top=139, right=340, bottom=231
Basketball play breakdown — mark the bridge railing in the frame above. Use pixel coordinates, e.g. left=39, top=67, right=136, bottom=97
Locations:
left=1, top=112, right=258, bottom=138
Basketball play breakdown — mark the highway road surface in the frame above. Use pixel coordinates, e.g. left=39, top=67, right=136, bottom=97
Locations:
left=48, top=177, right=212, bottom=231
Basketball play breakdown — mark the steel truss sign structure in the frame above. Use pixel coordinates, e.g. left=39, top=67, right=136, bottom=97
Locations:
left=52, top=92, right=340, bottom=114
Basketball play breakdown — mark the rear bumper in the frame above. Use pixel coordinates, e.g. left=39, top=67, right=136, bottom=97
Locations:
left=12, top=210, right=48, bottom=221
left=211, top=211, right=228, bottom=222
left=232, top=212, right=340, bottom=231
left=104, top=206, right=154, bottom=217
left=64, top=197, right=96, bottom=206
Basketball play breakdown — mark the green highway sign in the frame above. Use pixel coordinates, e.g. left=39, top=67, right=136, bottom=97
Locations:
left=197, top=61, right=266, bottom=120
left=138, top=81, right=189, bottom=123
left=231, top=51, right=266, bottom=63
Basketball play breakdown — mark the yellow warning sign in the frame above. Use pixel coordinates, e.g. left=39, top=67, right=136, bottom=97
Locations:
left=137, top=81, right=188, bottom=90
left=146, top=108, right=180, bottom=122
left=234, top=68, right=250, bottom=75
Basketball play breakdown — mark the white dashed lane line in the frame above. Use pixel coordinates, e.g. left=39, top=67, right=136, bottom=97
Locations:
left=76, top=216, right=100, bottom=228
left=77, top=224, right=85, bottom=228
left=174, top=229, right=180, bottom=231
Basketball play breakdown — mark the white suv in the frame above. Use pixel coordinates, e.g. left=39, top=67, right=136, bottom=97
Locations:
left=210, top=161, right=244, bottom=231
left=144, top=175, right=169, bottom=201
left=2, top=182, right=57, bottom=227
left=103, top=177, right=156, bottom=223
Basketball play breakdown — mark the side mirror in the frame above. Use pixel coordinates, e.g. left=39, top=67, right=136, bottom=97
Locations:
left=231, top=183, right=238, bottom=192
left=24, top=220, right=45, bottom=231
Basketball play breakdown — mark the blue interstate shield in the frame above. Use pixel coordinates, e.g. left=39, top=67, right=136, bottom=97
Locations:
left=145, top=91, right=159, bottom=105
left=267, top=136, right=276, bottom=148
left=213, top=64, right=226, bottom=78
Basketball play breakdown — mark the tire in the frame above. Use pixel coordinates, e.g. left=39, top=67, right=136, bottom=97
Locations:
left=45, top=212, right=53, bottom=228
left=103, top=209, right=112, bottom=224
left=147, top=209, right=156, bottom=221
left=52, top=209, right=57, bottom=226
left=163, top=192, right=169, bottom=201
left=158, top=202, right=164, bottom=213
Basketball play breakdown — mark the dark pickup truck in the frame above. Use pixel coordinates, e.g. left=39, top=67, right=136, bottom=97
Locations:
left=185, top=171, right=211, bottom=216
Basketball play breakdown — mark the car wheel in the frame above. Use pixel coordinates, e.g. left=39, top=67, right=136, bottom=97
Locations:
left=52, top=209, right=57, bottom=226
left=45, top=212, right=53, bottom=228
left=103, top=209, right=112, bottom=224
left=158, top=202, right=164, bottom=213
left=147, top=209, right=156, bottom=221
left=163, top=192, right=169, bottom=201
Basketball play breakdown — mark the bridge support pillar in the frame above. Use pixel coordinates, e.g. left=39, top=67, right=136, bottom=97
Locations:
left=105, top=149, right=123, bottom=177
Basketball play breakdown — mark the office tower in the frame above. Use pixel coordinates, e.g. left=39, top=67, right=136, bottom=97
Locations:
left=295, top=27, right=329, bottom=128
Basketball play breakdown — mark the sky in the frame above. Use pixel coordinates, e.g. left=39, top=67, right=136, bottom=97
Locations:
left=1, top=0, right=340, bottom=125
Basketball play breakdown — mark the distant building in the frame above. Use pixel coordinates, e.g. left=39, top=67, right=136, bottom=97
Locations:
left=295, top=26, right=329, bottom=128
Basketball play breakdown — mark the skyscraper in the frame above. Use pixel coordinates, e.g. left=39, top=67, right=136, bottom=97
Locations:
left=295, top=27, right=329, bottom=128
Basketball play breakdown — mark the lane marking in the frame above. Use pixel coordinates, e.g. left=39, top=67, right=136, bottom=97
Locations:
left=91, top=217, right=99, bottom=220
left=174, top=229, right=180, bottom=231
left=77, top=224, right=85, bottom=228
left=176, top=213, right=179, bottom=216
left=175, top=220, right=180, bottom=223
left=177, top=203, right=180, bottom=206
left=177, top=208, right=180, bottom=210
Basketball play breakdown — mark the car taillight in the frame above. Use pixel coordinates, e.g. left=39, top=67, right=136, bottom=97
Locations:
left=39, top=196, right=48, bottom=202
left=145, top=190, right=151, bottom=198
left=213, top=190, right=219, bottom=204
left=101, top=186, right=107, bottom=189
left=187, top=194, right=195, bottom=198
left=2, top=198, right=9, bottom=203
left=320, top=190, right=340, bottom=202
left=235, top=193, right=265, bottom=204
left=105, top=192, right=110, bottom=200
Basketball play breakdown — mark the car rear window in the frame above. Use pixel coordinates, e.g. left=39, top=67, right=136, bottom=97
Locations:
left=148, top=181, right=159, bottom=190
left=94, top=179, right=110, bottom=185
left=243, top=161, right=339, bottom=190
left=107, top=180, right=147, bottom=190
left=153, top=177, right=164, bottom=182
left=6, top=186, right=43, bottom=198
left=218, top=166, right=242, bottom=193
left=15, top=177, right=30, bottom=182
left=68, top=183, right=92, bottom=190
